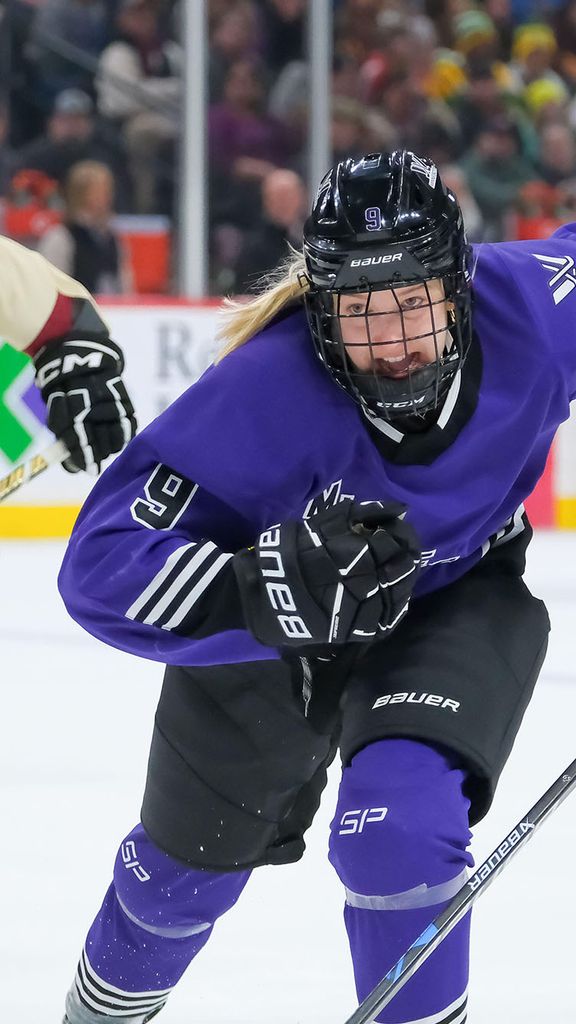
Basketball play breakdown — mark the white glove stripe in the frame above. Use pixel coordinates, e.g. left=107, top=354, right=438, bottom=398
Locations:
left=62, top=339, right=122, bottom=361
left=377, top=600, right=410, bottom=632
left=107, top=376, right=134, bottom=446
left=303, top=519, right=322, bottom=547
left=46, top=387, right=98, bottom=475
left=69, top=386, right=98, bottom=475
left=379, top=559, right=420, bottom=589
left=339, top=543, right=370, bottom=577
left=328, top=581, right=344, bottom=642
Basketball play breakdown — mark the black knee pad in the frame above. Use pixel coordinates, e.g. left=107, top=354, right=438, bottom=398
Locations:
left=141, top=661, right=340, bottom=869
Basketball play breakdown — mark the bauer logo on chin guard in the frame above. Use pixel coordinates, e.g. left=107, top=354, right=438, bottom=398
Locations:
left=372, top=691, right=461, bottom=712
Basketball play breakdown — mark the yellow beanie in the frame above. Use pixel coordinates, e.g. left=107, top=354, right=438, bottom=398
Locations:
left=523, top=76, right=568, bottom=114
left=512, top=23, right=557, bottom=63
left=426, top=49, right=468, bottom=100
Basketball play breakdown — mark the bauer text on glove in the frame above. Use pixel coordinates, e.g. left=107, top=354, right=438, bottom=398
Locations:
left=232, top=498, right=421, bottom=647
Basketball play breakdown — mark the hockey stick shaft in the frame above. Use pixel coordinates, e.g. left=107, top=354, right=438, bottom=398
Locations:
left=342, top=756, right=576, bottom=1024
left=0, top=439, right=69, bottom=503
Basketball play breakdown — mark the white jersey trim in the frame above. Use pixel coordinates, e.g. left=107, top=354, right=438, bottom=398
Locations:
left=126, top=540, right=233, bottom=632
left=126, top=541, right=197, bottom=620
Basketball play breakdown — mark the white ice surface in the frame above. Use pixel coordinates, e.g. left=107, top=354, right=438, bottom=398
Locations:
left=2, top=532, right=576, bottom=1023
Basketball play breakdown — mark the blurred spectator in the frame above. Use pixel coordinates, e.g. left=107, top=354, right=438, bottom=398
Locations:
left=425, top=47, right=468, bottom=102
left=96, top=0, right=182, bottom=213
left=335, top=0, right=383, bottom=66
left=557, top=178, right=576, bottom=220
left=15, top=88, right=130, bottom=207
left=208, top=1, right=262, bottom=102
left=418, top=116, right=462, bottom=168
left=209, top=57, right=297, bottom=231
left=461, top=116, right=537, bottom=239
left=553, top=1, right=576, bottom=90
left=3, top=169, right=63, bottom=245
left=535, top=121, right=576, bottom=186
left=451, top=67, right=537, bottom=156
left=363, top=107, right=399, bottom=156
left=438, top=161, right=484, bottom=241
left=327, top=95, right=397, bottom=165
left=483, top=0, right=515, bottom=55
left=452, top=67, right=506, bottom=150
left=235, top=167, right=306, bottom=293
left=523, top=75, right=570, bottom=129
left=4, top=0, right=49, bottom=148
left=260, top=0, right=305, bottom=76
left=509, top=22, right=562, bottom=89
left=358, top=10, right=439, bottom=106
left=422, top=0, right=457, bottom=48
left=267, top=59, right=308, bottom=130
left=28, top=0, right=110, bottom=107
left=452, top=8, right=514, bottom=85
left=0, top=104, right=17, bottom=197
left=332, top=51, right=364, bottom=101
left=331, top=97, right=373, bottom=164
left=268, top=51, right=364, bottom=151
left=37, top=159, right=132, bottom=293
left=512, top=179, right=566, bottom=240
left=380, top=70, right=461, bottom=159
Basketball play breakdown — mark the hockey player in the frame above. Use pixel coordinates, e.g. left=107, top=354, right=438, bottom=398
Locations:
left=58, top=149, right=562, bottom=1024
left=0, top=234, right=135, bottom=474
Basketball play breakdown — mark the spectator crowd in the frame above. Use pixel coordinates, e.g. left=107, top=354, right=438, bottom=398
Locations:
left=2, top=0, right=576, bottom=294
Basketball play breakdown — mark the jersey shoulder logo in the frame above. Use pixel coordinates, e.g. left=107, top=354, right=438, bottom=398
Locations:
left=532, top=252, right=576, bottom=305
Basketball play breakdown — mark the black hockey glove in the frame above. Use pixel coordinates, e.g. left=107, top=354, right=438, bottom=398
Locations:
left=34, top=337, right=137, bottom=474
left=233, top=498, right=421, bottom=648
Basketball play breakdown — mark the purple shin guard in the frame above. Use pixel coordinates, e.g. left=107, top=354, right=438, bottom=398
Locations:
left=329, top=739, right=474, bottom=1024
left=69, top=824, right=251, bottom=1020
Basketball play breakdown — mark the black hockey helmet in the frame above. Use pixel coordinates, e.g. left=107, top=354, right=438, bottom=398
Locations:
left=303, top=150, right=472, bottom=423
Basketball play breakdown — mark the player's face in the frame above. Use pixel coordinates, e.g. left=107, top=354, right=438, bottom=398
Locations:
left=336, top=279, right=451, bottom=377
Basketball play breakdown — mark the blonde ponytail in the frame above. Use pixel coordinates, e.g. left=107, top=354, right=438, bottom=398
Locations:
left=215, top=248, right=310, bottom=363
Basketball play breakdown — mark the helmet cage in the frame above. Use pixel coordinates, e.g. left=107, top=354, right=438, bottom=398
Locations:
left=305, top=266, right=471, bottom=422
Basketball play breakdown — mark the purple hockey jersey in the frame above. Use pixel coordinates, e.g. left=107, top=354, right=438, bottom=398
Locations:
left=59, top=225, right=576, bottom=667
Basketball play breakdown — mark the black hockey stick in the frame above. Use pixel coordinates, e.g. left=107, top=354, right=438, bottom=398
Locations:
left=342, top=756, right=576, bottom=1024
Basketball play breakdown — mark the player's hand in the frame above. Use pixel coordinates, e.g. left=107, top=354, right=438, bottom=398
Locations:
left=34, top=338, right=137, bottom=474
left=233, top=498, right=421, bottom=648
